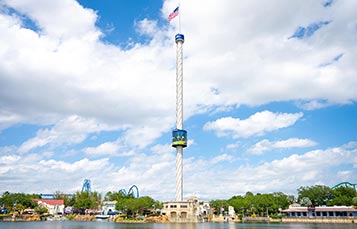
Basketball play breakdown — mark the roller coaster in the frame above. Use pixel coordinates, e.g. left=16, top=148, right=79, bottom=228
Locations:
left=119, top=185, right=139, bottom=198
left=332, top=181, right=357, bottom=191
left=82, top=179, right=92, bottom=193
left=81, top=179, right=139, bottom=198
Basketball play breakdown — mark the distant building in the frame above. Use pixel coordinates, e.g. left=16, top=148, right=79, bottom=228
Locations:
left=101, top=201, right=117, bottom=215
left=199, top=201, right=211, bottom=215
left=228, top=206, right=236, bottom=218
left=64, top=206, right=73, bottom=214
left=282, top=204, right=357, bottom=218
left=162, top=197, right=201, bottom=222
left=34, top=199, right=64, bottom=215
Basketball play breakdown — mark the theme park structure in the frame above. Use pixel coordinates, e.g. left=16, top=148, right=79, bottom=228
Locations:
left=119, top=185, right=139, bottom=198
left=81, top=179, right=140, bottom=198
left=332, top=181, right=357, bottom=191
left=82, top=179, right=92, bottom=193
left=162, top=30, right=202, bottom=222
left=172, top=33, right=187, bottom=202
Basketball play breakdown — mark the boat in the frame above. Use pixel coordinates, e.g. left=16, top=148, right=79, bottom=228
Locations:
left=95, top=215, right=110, bottom=220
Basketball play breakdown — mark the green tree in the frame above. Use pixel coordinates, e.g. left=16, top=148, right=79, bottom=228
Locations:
left=298, top=185, right=333, bottom=206
left=228, top=192, right=291, bottom=216
left=153, top=200, right=163, bottom=210
left=300, top=197, right=312, bottom=206
left=15, top=203, right=25, bottom=213
left=271, top=192, right=290, bottom=212
left=104, top=191, right=127, bottom=201
left=34, top=206, right=48, bottom=214
left=328, top=187, right=356, bottom=206
left=115, top=196, right=156, bottom=217
left=287, top=195, right=296, bottom=204
left=53, top=191, right=75, bottom=206
left=73, top=191, right=101, bottom=212
left=352, top=197, right=357, bottom=207
left=0, top=192, right=36, bottom=212
left=210, top=199, right=229, bottom=215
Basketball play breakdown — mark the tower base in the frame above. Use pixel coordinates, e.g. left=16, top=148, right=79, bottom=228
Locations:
left=161, top=197, right=201, bottom=223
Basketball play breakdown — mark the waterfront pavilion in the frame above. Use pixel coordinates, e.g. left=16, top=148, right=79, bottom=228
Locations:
left=282, top=204, right=357, bottom=218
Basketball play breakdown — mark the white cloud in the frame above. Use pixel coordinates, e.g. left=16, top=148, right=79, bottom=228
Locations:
left=18, top=115, right=118, bottom=153
left=3, top=0, right=100, bottom=40
left=0, top=0, right=356, bottom=134
left=0, top=155, right=20, bottom=164
left=0, top=0, right=357, bottom=200
left=39, top=158, right=110, bottom=173
left=83, top=141, right=121, bottom=156
left=83, top=140, right=135, bottom=157
left=226, top=142, right=240, bottom=150
left=182, top=142, right=357, bottom=198
left=249, top=138, right=318, bottom=155
left=296, top=100, right=334, bottom=110
left=210, top=153, right=234, bottom=164
left=1, top=0, right=357, bottom=149
left=0, top=141, right=356, bottom=200
left=204, top=111, right=303, bottom=138
left=0, top=153, right=114, bottom=193
left=0, top=111, right=22, bottom=130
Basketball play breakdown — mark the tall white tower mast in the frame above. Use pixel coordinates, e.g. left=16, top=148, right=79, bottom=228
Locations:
left=172, top=33, right=186, bottom=202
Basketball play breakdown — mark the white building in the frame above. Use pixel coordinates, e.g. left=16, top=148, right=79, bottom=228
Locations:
left=228, top=206, right=236, bottom=218
left=162, top=197, right=201, bottom=222
left=200, top=201, right=211, bottom=215
left=101, top=201, right=117, bottom=215
left=282, top=204, right=357, bottom=218
left=35, top=199, right=64, bottom=215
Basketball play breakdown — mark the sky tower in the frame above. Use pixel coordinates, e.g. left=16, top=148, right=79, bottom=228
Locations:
left=162, top=7, right=200, bottom=222
left=172, top=33, right=187, bottom=202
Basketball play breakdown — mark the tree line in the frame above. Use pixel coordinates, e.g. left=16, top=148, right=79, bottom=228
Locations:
left=1, top=185, right=356, bottom=217
left=104, top=190, right=162, bottom=216
left=210, top=185, right=357, bottom=218
left=0, top=190, right=162, bottom=217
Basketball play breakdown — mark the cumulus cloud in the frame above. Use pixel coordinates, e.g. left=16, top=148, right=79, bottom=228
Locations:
left=1, top=0, right=357, bottom=136
left=1, top=0, right=357, bottom=149
left=1, top=0, right=357, bottom=199
left=83, top=141, right=121, bottom=157
left=0, top=140, right=356, bottom=200
left=226, top=142, right=240, bottom=150
left=18, top=115, right=118, bottom=153
left=249, top=138, right=318, bottom=154
left=3, top=0, right=100, bottom=39
left=83, top=140, right=135, bottom=157
left=204, top=111, right=303, bottom=138
left=183, top=142, right=357, bottom=198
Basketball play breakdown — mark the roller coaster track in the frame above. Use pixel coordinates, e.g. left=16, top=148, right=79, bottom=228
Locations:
left=119, top=185, right=139, bottom=198
left=82, top=179, right=92, bottom=193
left=332, top=181, right=357, bottom=191
left=128, top=185, right=139, bottom=198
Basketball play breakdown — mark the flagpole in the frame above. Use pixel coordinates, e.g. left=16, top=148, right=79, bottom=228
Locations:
left=178, top=3, right=181, bottom=33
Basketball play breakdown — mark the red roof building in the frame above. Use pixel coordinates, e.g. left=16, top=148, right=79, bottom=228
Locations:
left=34, top=199, right=65, bottom=215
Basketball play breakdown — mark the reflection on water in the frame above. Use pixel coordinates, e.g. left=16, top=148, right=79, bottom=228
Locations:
left=0, top=221, right=356, bottom=229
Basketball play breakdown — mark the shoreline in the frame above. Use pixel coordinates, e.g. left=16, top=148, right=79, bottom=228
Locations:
left=282, top=217, right=355, bottom=224
left=1, top=215, right=355, bottom=224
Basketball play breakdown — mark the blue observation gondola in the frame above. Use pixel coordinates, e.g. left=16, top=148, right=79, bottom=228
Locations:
left=172, top=129, right=187, bottom=148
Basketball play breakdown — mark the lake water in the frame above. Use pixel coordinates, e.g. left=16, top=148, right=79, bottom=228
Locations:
left=0, top=221, right=356, bottom=229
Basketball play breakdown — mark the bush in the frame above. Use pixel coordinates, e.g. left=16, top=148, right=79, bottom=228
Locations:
left=65, top=214, right=76, bottom=220
left=270, top=213, right=282, bottom=219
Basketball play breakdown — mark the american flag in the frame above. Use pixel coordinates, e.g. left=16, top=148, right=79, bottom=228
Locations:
left=168, top=6, right=179, bottom=22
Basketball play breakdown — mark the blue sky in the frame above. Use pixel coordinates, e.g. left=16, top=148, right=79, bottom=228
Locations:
left=0, top=0, right=356, bottom=201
